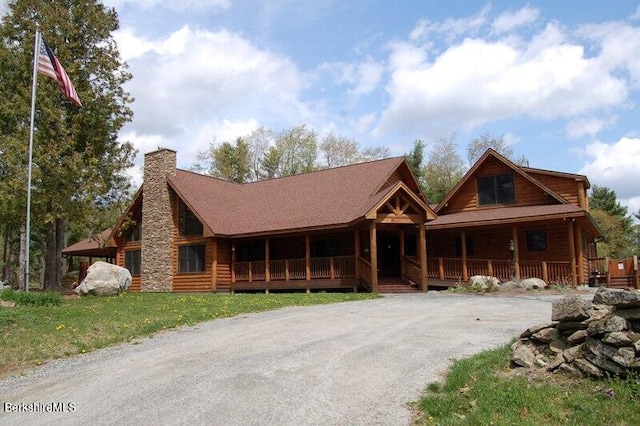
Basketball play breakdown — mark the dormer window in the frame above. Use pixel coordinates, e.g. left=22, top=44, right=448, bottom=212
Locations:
left=477, top=173, right=515, bottom=206
left=178, top=200, right=203, bottom=236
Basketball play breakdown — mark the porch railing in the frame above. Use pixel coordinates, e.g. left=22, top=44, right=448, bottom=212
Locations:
left=427, top=257, right=573, bottom=284
left=234, top=255, right=356, bottom=282
left=402, top=256, right=422, bottom=285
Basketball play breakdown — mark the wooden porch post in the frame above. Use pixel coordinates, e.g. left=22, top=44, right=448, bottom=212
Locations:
left=231, top=241, right=236, bottom=283
left=419, top=222, right=428, bottom=292
left=265, top=238, right=270, bottom=282
left=461, top=230, right=468, bottom=281
left=354, top=229, right=360, bottom=279
left=305, top=234, right=311, bottom=281
left=568, top=220, right=577, bottom=286
left=369, top=221, right=378, bottom=292
left=574, top=222, right=584, bottom=285
left=512, top=226, right=520, bottom=280
left=399, top=229, right=405, bottom=277
left=211, top=239, right=218, bottom=291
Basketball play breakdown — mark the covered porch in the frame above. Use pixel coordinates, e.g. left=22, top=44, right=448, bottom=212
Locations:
left=230, top=185, right=434, bottom=293
left=426, top=215, right=599, bottom=286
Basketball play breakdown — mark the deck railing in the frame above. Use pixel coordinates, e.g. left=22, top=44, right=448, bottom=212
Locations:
left=427, top=258, right=573, bottom=284
left=402, top=256, right=422, bottom=285
left=234, top=255, right=356, bottom=282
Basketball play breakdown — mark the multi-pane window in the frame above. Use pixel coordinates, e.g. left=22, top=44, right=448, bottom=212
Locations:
left=526, top=231, right=547, bottom=252
left=124, top=250, right=141, bottom=275
left=178, top=200, right=203, bottom=236
left=178, top=244, right=206, bottom=273
left=477, top=173, right=516, bottom=206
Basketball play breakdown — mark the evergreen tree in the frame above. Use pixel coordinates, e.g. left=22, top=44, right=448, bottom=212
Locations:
left=0, top=0, right=135, bottom=288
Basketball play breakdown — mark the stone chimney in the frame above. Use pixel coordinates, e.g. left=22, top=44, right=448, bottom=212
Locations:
left=141, top=148, right=176, bottom=291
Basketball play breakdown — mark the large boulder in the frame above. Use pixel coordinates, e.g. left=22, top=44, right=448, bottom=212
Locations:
left=520, top=278, right=548, bottom=290
left=468, top=275, right=500, bottom=291
left=551, top=295, right=591, bottom=322
left=75, top=261, right=131, bottom=296
left=593, top=288, right=640, bottom=308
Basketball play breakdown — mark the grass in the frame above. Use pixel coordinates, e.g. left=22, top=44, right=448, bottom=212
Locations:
left=414, top=344, right=640, bottom=425
left=0, top=291, right=377, bottom=376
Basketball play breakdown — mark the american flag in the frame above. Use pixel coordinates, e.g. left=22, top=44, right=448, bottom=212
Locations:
left=38, top=35, right=82, bottom=107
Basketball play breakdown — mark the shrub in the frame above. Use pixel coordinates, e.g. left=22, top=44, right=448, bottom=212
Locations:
left=0, top=289, right=62, bottom=307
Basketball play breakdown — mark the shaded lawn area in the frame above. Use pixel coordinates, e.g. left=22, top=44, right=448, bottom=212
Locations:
left=0, top=292, right=377, bottom=377
left=414, top=344, right=640, bottom=425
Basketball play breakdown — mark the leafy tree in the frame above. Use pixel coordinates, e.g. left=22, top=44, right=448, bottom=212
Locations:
left=423, top=133, right=465, bottom=204
left=360, top=145, right=390, bottom=162
left=589, top=186, right=635, bottom=257
left=467, top=131, right=528, bottom=166
left=270, top=124, right=318, bottom=177
left=319, top=132, right=360, bottom=168
left=195, top=138, right=251, bottom=183
left=260, top=146, right=281, bottom=179
left=319, top=132, right=389, bottom=168
left=405, top=139, right=425, bottom=187
left=245, top=126, right=274, bottom=181
left=590, top=186, right=632, bottom=226
left=590, top=208, right=635, bottom=258
left=0, top=0, right=135, bottom=288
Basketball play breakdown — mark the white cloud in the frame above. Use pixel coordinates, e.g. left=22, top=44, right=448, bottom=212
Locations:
left=317, top=57, right=384, bottom=97
left=409, top=5, right=491, bottom=42
left=631, top=5, right=640, bottom=20
left=566, top=117, right=610, bottom=138
left=118, top=25, right=305, bottom=156
left=375, top=22, right=629, bottom=138
left=113, top=28, right=154, bottom=61
left=350, top=113, right=376, bottom=133
left=579, top=137, right=640, bottom=200
left=621, top=196, right=640, bottom=220
left=577, top=21, right=640, bottom=88
left=491, top=6, right=540, bottom=34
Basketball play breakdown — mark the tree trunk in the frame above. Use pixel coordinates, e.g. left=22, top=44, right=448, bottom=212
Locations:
left=18, top=228, right=26, bottom=291
left=1, top=224, right=9, bottom=283
left=55, top=218, right=67, bottom=286
left=44, top=221, right=57, bottom=289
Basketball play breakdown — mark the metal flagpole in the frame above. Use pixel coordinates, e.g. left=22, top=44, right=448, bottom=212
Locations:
left=25, top=30, right=41, bottom=292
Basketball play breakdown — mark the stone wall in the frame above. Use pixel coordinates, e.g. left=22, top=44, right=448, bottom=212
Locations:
left=512, top=288, right=640, bottom=377
left=141, top=149, right=176, bottom=292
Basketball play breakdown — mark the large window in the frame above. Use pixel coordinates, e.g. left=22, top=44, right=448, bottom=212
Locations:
left=178, top=200, right=203, bottom=236
left=526, top=231, right=547, bottom=252
left=477, top=173, right=516, bottom=206
left=178, top=244, right=206, bottom=273
left=125, top=250, right=141, bottom=275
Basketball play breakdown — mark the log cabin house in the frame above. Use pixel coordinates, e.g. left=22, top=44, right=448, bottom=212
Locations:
left=64, top=147, right=604, bottom=292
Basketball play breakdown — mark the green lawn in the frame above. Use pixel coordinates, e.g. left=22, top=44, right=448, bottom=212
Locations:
left=414, top=344, right=640, bottom=425
left=0, top=291, right=377, bottom=376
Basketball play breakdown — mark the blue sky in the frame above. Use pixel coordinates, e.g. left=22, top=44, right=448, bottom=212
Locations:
left=101, top=0, right=640, bottom=214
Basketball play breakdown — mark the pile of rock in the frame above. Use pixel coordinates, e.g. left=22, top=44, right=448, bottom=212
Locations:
left=466, top=275, right=548, bottom=292
left=512, top=288, right=640, bottom=377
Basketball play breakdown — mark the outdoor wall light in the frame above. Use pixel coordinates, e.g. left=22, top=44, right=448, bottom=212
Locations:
left=508, top=240, right=515, bottom=252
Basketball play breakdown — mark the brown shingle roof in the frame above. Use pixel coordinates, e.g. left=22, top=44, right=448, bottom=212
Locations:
left=62, top=229, right=116, bottom=257
left=426, top=204, right=589, bottom=229
left=168, top=157, right=412, bottom=237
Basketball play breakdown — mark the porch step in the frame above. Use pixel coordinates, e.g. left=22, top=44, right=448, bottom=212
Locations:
left=377, top=279, right=420, bottom=293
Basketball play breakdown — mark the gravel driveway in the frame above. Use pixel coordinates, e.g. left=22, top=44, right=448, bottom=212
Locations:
left=0, top=292, right=562, bottom=425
